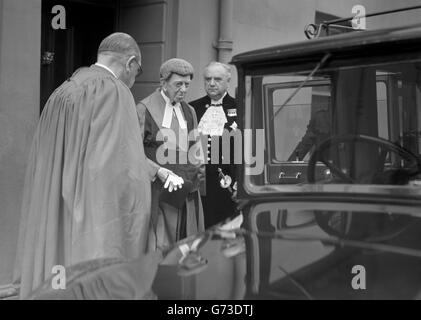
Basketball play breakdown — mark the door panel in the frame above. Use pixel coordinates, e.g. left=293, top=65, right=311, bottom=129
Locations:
left=118, top=0, right=178, bottom=101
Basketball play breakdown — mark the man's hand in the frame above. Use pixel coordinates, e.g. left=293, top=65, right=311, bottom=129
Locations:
left=164, top=174, right=184, bottom=192
left=157, top=167, right=184, bottom=192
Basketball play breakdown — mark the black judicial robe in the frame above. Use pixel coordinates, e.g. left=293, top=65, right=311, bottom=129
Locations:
left=14, top=65, right=152, bottom=299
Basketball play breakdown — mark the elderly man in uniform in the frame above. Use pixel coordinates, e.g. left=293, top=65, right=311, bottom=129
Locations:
left=190, top=61, right=239, bottom=228
left=136, top=58, right=205, bottom=250
left=13, top=33, right=159, bottom=299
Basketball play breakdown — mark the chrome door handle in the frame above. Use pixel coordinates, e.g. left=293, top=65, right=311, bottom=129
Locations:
left=279, top=172, right=302, bottom=179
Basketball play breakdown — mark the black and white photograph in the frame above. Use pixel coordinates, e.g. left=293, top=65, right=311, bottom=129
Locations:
left=1, top=0, right=421, bottom=306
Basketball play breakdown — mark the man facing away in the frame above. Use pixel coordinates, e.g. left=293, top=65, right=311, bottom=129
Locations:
left=190, top=62, right=239, bottom=229
left=13, top=33, right=158, bottom=299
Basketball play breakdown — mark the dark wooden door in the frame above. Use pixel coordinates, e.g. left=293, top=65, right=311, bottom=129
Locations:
left=40, top=0, right=117, bottom=112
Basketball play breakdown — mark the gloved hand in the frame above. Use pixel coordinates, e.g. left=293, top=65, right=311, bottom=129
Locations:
left=157, top=167, right=184, bottom=192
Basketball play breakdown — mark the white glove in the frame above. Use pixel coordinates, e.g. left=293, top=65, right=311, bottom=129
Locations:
left=157, top=167, right=184, bottom=192
left=164, top=173, right=184, bottom=192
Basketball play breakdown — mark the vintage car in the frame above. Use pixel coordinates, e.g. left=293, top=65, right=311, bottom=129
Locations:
left=150, top=20, right=421, bottom=300
left=26, top=19, right=421, bottom=301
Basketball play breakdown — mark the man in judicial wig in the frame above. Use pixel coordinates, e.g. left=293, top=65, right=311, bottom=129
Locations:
left=136, top=58, right=205, bottom=249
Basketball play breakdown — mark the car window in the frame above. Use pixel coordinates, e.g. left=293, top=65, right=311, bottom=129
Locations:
left=264, top=78, right=331, bottom=162
left=244, top=56, right=421, bottom=192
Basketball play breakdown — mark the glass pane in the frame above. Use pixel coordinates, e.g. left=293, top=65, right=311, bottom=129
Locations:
left=249, top=58, right=421, bottom=188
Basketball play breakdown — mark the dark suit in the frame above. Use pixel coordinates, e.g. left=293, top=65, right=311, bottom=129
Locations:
left=190, top=93, right=239, bottom=228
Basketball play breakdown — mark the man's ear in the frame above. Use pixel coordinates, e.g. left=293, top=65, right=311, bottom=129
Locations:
left=160, top=79, right=167, bottom=91
left=126, top=56, right=136, bottom=72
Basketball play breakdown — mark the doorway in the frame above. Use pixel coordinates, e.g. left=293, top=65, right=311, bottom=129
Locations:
left=40, top=0, right=117, bottom=111
left=40, top=0, right=178, bottom=111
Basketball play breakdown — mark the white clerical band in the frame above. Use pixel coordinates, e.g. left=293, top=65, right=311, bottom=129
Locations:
left=162, top=103, right=187, bottom=129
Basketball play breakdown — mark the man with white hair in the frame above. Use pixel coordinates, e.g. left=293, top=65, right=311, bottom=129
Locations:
left=190, top=61, right=239, bottom=228
left=14, top=32, right=159, bottom=298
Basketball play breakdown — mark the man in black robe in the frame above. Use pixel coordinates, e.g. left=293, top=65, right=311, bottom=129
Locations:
left=13, top=33, right=162, bottom=299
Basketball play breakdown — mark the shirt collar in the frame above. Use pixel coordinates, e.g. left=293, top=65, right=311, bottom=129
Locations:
left=161, top=90, right=181, bottom=107
left=160, top=90, right=171, bottom=105
left=210, top=91, right=227, bottom=105
left=95, top=63, right=118, bottom=78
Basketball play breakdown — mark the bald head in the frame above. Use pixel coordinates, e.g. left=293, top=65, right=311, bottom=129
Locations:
left=97, top=32, right=141, bottom=60
left=96, top=33, right=142, bottom=89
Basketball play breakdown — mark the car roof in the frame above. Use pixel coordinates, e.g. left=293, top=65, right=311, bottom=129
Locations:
left=230, top=23, right=421, bottom=66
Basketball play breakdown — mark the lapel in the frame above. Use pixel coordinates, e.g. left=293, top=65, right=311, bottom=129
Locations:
left=222, top=93, right=236, bottom=110
left=144, top=90, right=167, bottom=131
left=143, top=90, right=197, bottom=151
left=197, top=96, right=211, bottom=121
left=203, top=96, right=212, bottom=107
left=144, top=90, right=195, bottom=132
left=222, top=94, right=238, bottom=127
